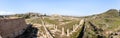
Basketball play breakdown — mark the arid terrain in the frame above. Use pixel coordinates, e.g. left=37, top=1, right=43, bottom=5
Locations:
left=0, top=9, right=120, bottom=38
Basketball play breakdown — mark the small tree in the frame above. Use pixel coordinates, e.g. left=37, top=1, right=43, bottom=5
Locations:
left=22, top=14, right=30, bottom=19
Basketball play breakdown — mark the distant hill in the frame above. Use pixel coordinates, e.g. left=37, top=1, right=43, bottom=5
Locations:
left=1, top=9, right=120, bottom=38
left=83, top=9, right=120, bottom=38
left=0, top=12, right=47, bottom=18
left=98, top=9, right=119, bottom=18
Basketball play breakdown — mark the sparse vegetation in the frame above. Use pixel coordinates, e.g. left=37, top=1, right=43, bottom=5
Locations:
left=1, top=9, right=120, bottom=38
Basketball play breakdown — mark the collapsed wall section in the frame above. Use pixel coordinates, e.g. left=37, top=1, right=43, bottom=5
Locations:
left=0, top=18, right=28, bottom=38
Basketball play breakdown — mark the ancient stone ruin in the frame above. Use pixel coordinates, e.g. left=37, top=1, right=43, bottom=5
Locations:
left=0, top=18, right=28, bottom=38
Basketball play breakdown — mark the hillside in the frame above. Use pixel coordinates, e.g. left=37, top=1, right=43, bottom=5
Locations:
left=82, top=9, right=120, bottom=38
left=0, top=9, right=120, bottom=38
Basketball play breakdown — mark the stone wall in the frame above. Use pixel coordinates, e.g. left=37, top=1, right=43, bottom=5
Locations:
left=0, top=18, right=27, bottom=38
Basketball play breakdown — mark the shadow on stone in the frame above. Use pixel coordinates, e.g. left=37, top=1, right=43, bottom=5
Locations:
left=77, top=22, right=85, bottom=38
left=15, top=24, right=38, bottom=38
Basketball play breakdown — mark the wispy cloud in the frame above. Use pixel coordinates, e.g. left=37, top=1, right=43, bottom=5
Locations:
left=0, top=11, right=16, bottom=15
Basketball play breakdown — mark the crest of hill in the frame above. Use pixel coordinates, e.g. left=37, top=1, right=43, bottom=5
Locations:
left=97, top=9, right=119, bottom=18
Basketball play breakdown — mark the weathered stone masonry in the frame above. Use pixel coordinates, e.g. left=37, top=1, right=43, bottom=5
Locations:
left=0, top=18, right=28, bottom=38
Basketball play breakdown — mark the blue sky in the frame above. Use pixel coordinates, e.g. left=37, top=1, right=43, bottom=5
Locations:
left=0, top=0, right=120, bottom=16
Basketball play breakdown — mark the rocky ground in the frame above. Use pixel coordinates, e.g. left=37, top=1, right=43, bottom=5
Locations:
left=1, top=9, right=120, bottom=38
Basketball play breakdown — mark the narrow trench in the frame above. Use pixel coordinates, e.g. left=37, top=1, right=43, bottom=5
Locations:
left=77, top=21, right=104, bottom=38
left=88, top=21, right=104, bottom=38
left=77, top=22, right=85, bottom=38
left=88, top=21, right=99, bottom=34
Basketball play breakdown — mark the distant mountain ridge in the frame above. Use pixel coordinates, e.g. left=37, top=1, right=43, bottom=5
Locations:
left=0, top=9, right=119, bottom=18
